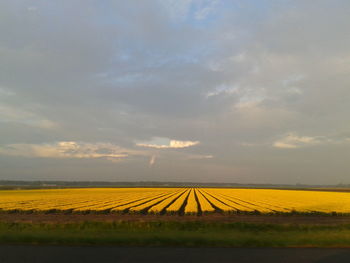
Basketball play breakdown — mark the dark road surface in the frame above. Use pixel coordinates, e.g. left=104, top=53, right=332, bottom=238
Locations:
left=1, top=246, right=350, bottom=263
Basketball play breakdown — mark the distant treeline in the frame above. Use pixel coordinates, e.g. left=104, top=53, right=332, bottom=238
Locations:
left=0, top=180, right=349, bottom=189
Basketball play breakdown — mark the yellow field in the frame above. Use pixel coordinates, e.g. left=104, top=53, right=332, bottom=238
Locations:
left=1, top=188, right=350, bottom=215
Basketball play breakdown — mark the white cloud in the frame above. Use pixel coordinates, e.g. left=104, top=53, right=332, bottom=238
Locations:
left=273, top=134, right=320, bottom=149
left=243, top=134, right=350, bottom=149
left=186, top=154, right=213, bottom=159
left=0, top=141, right=142, bottom=161
left=169, top=140, right=199, bottom=148
left=205, top=84, right=238, bottom=98
left=273, top=141, right=299, bottom=149
left=137, top=137, right=199, bottom=149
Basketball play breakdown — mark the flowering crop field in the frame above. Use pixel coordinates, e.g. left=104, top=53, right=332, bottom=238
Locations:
left=1, top=188, right=350, bottom=215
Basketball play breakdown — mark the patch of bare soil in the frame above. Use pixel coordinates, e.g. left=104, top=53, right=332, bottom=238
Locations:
left=1, top=213, right=350, bottom=225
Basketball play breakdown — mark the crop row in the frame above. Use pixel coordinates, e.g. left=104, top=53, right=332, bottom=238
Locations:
left=1, top=188, right=350, bottom=214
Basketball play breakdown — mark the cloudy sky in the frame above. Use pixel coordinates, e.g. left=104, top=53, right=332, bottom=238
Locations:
left=1, top=0, right=350, bottom=184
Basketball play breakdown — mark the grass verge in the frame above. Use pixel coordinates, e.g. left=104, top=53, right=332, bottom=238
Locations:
left=0, top=221, right=350, bottom=247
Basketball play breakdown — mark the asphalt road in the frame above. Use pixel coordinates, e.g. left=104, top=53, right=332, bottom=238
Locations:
left=1, top=246, right=350, bottom=263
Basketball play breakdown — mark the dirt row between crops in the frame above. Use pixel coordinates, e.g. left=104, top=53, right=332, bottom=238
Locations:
left=1, top=213, right=350, bottom=225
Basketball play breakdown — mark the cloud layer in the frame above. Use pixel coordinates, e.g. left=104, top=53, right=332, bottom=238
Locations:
left=1, top=0, right=350, bottom=184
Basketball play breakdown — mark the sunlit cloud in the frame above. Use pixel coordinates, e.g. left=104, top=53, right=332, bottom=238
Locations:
left=273, top=134, right=320, bottom=149
left=186, top=154, right=213, bottom=160
left=136, top=137, right=199, bottom=149
left=0, top=141, right=142, bottom=161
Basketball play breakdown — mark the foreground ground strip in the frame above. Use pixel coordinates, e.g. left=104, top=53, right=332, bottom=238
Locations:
left=1, top=188, right=350, bottom=215
left=1, top=220, right=350, bottom=247
left=2, top=246, right=350, bottom=263
left=2, top=213, right=350, bottom=225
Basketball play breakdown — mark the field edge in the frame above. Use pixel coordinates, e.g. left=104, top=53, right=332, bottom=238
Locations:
left=1, top=220, right=350, bottom=248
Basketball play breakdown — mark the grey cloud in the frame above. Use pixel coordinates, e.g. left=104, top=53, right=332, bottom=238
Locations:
left=1, top=0, right=350, bottom=184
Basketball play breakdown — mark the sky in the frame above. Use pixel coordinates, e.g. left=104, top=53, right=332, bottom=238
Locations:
left=1, top=0, right=350, bottom=184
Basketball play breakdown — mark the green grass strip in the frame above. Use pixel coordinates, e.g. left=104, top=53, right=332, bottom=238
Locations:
left=1, top=221, right=350, bottom=247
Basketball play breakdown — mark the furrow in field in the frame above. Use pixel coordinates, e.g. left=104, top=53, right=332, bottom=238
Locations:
left=110, top=191, right=178, bottom=212
left=68, top=193, right=165, bottom=212
left=205, top=189, right=272, bottom=211
left=222, top=194, right=273, bottom=212
left=228, top=195, right=292, bottom=212
left=69, top=196, right=140, bottom=211
left=166, top=189, right=191, bottom=214
left=148, top=189, right=188, bottom=214
left=128, top=190, right=183, bottom=213
left=0, top=188, right=182, bottom=213
left=212, top=189, right=350, bottom=213
left=0, top=189, right=175, bottom=212
left=210, top=192, right=273, bottom=213
left=211, top=190, right=291, bottom=212
left=106, top=192, right=170, bottom=211
left=74, top=190, right=181, bottom=212
left=198, top=189, right=237, bottom=212
left=35, top=195, right=125, bottom=210
left=32, top=198, right=113, bottom=211
left=195, top=189, right=215, bottom=213
left=69, top=198, right=130, bottom=212
left=193, top=189, right=203, bottom=215
left=69, top=192, right=157, bottom=211
left=43, top=197, right=118, bottom=210
left=0, top=195, right=114, bottom=211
